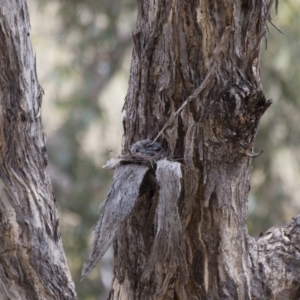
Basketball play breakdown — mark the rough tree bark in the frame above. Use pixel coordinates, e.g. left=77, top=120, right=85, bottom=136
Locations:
left=0, top=2, right=76, bottom=299
left=83, top=0, right=300, bottom=299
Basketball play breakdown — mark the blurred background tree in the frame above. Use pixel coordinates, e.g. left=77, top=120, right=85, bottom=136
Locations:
left=250, top=1, right=300, bottom=235
left=27, top=1, right=300, bottom=299
left=28, top=1, right=136, bottom=299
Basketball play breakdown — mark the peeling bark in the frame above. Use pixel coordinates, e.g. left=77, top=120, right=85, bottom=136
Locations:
left=83, top=0, right=300, bottom=299
left=0, top=1, right=76, bottom=299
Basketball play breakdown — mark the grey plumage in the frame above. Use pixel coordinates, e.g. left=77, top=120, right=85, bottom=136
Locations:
left=81, top=164, right=149, bottom=278
left=82, top=140, right=168, bottom=279
left=130, top=139, right=166, bottom=158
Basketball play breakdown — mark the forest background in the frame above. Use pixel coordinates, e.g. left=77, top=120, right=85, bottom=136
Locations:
left=27, top=1, right=300, bottom=299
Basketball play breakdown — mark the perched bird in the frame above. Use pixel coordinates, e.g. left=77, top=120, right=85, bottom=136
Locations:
left=130, top=139, right=166, bottom=159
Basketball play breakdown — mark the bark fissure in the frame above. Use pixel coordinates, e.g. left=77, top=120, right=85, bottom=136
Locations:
left=83, top=0, right=299, bottom=299
left=0, top=2, right=76, bottom=299
left=249, top=216, right=300, bottom=299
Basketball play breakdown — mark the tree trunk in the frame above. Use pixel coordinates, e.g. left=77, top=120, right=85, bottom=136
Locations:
left=0, top=1, right=76, bottom=299
left=83, top=0, right=300, bottom=299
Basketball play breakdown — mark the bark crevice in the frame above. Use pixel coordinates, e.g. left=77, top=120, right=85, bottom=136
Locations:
left=85, top=0, right=299, bottom=299
left=0, top=2, right=76, bottom=299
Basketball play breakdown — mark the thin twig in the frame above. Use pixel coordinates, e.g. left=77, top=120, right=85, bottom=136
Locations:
left=151, top=67, right=215, bottom=144
left=152, top=26, right=233, bottom=144
left=268, top=18, right=283, bottom=34
left=275, top=0, right=279, bottom=14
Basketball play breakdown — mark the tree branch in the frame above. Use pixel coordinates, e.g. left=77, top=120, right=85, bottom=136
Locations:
left=249, top=216, right=300, bottom=299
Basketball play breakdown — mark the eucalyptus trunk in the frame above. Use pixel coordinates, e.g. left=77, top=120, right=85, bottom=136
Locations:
left=0, top=1, right=76, bottom=299
left=83, top=0, right=300, bottom=299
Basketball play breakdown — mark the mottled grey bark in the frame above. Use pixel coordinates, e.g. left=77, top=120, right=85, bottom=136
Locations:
left=0, top=1, right=76, bottom=299
left=83, top=0, right=300, bottom=299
